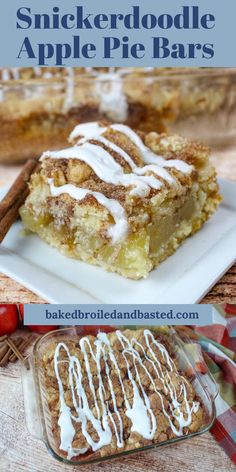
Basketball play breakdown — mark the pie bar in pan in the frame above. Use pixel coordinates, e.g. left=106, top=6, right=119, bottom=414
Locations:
left=1, top=67, right=236, bottom=163
left=20, top=121, right=221, bottom=279
left=0, top=67, right=169, bottom=163
left=41, top=329, right=206, bottom=461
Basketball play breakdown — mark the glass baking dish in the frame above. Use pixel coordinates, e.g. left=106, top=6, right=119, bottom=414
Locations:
left=1, top=67, right=236, bottom=164
left=21, top=325, right=218, bottom=466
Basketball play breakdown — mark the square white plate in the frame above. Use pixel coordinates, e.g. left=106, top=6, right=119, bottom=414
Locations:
left=0, top=179, right=236, bottom=303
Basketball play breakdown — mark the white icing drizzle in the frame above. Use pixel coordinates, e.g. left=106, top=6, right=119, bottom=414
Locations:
left=44, top=143, right=162, bottom=199
left=10, top=68, right=20, bottom=81
left=1, top=67, right=40, bottom=82
left=34, top=67, right=42, bottom=77
left=44, top=123, right=192, bottom=195
left=63, top=67, right=75, bottom=112
left=53, top=330, right=200, bottom=459
left=111, top=124, right=192, bottom=174
left=42, top=122, right=193, bottom=243
left=94, top=137, right=175, bottom=185
left=48, top=178, right=128, bottom=244
left=0, top=67, right=76, bottom=111
left=70, top=122, right=107, bottom=141
left=94, top=135, right=137, bottom=170
left=95, top=72, right=128, bottom=122
left=1, top=68, right=11, bottom=81
left=0, top=69, right=19, bottom=101
left=69, top=122, right=193, bottom=175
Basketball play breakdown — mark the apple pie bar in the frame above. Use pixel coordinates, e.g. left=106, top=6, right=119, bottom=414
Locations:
left=20, top=121, right=221, bottom=279
left=41, top=328, right=206, bottom=461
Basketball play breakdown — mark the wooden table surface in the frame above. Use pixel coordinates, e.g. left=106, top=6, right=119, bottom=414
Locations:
left=0, top=330, right=235, bottom=472
left=0, top=149, right=235, bottom=304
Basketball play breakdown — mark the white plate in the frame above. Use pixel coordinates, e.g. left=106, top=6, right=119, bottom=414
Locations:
left=0, top=179, right=236, bottom=304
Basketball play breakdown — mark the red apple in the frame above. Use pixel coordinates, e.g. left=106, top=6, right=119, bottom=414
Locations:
left=0, top=304, right=18, bottom=336
left=17, top=304, right=58, bottom=334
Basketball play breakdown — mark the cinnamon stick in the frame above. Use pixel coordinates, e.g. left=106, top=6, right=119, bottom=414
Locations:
left=9, top=336, right=33, bottom=362
left=9, top=337, right=23, bottom=362
left=0, top=346, right=12, bottom=366
left=0, top=335, right=34, bottom=367
left=0, top=159, right=38, bottom=220
left=0, top=186, right=29, bottom=242
left=6, top=337, right=25, bottom=363
left=0, top=341, right=8, bottom=362
left=0, top=159, right=39, bottom=242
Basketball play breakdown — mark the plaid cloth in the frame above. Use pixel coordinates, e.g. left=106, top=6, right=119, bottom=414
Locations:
left=177, top=304, right=236, bottom=465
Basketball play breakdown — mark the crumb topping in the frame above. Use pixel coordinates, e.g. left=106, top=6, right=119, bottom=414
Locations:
left=42, top=329, right=204, bottom=461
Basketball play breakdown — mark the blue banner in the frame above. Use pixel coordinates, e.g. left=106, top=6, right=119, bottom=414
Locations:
left=24, top=304, right=212, bottom=326
left=0, top=0, right=235, bottom=67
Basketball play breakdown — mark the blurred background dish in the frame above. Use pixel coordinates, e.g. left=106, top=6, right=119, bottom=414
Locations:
left=1, top=67, right=236, bottom=164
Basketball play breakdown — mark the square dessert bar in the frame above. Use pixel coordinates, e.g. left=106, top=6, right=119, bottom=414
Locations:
left=41, top=328, right=205, bottom=461
left=20, top=121, right=221, bottom=279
